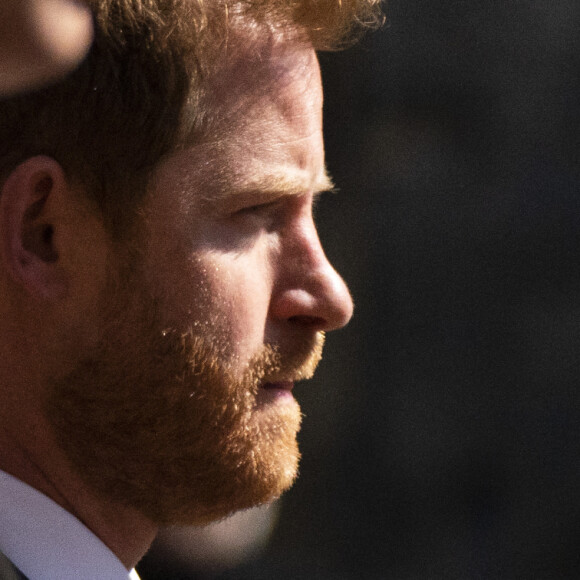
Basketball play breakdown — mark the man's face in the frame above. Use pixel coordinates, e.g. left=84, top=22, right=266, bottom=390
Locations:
left=47, top=35, right=353, bottom=525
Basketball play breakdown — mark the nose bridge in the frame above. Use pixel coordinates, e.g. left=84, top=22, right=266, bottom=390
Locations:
left=301, top=221, right=342, bottom=288
left=275, top=216, right=354, bottom=331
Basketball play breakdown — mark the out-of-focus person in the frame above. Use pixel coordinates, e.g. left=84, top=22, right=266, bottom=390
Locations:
left=0, top=0, right=93, bottom=95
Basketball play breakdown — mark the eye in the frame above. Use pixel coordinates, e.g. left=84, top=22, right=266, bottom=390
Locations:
left=230, top=200, right=285, bottom=232
left=235, top=200, right=279, bottom=216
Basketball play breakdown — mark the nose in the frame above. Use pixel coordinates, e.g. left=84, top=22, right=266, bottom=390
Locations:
left=270, top=215, right=354, bottom=332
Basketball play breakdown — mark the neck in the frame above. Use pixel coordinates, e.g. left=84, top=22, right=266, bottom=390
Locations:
left=0, top=420, right=157, bottom=569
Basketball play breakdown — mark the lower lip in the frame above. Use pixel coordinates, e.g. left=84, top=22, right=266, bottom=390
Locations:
left=257, top=382, right=295, bottom=403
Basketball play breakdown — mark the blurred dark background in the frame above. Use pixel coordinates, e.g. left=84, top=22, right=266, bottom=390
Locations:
left=139, top=1, right=580, bottom=578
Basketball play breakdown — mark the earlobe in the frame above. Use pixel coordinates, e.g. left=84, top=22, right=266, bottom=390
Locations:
left=0, top=156, right=68, bottom=298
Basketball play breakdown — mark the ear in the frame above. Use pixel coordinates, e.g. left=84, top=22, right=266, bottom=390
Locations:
left=0, top=156, right=69, bottom=299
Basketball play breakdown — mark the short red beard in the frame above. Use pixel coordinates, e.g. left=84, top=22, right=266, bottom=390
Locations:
left=46, top=279, right=324, bottom=525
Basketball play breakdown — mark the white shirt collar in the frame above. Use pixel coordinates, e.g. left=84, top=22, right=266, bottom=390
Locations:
left=0, top=470, right=140, bottom=580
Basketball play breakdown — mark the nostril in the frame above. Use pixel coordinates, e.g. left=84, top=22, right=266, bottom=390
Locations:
left=288, top=315, right=326, bottom=327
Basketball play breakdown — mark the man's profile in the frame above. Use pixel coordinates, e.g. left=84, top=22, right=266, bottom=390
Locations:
left=0, top=1, right=381, bottom=578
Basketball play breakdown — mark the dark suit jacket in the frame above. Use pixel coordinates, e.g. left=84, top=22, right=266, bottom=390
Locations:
left=0, top=552, right=27, bottom=580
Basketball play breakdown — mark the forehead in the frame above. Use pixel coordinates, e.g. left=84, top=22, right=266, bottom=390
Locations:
left=153, top=34, right=328, bottom=209
left=206, top=31, right=322, bottom=122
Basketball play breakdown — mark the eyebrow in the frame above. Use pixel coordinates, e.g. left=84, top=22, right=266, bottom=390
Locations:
left=227, top=169, right=335, bottom=199
left=193, top=160, right=337, bottom=214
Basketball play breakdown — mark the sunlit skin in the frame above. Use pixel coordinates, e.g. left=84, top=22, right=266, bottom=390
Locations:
left=0, top=32, right=353, bottom=570
left=142, top=42, right=352, bottom=370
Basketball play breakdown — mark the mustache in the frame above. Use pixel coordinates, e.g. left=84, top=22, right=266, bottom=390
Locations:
left=170, top=329, right=326, bottom=392
left=248, top=332, right=326, bottom=386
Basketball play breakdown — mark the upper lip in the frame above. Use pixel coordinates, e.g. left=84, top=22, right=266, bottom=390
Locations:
left=260, top=380, right=294, bottom=390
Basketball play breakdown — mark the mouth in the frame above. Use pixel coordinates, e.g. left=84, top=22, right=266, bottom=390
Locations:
left=262, top=381, right=294, bottom=391
left=256, top=381, right=295, bottom=404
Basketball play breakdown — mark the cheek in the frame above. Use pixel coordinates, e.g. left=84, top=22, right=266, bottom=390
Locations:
left=142, top=222, right=274, bottom=359
left=201, top=250, right=273, bottom=352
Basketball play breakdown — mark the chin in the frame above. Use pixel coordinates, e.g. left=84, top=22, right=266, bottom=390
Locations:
left=146, top=397, right=303, bottom=527
left=48, top=351, right=303, bottom=527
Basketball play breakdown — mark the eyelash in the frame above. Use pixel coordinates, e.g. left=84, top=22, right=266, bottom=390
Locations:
left=231, top=193, right=323, bottom=223
left=235, top=200, right=279, bottom=216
